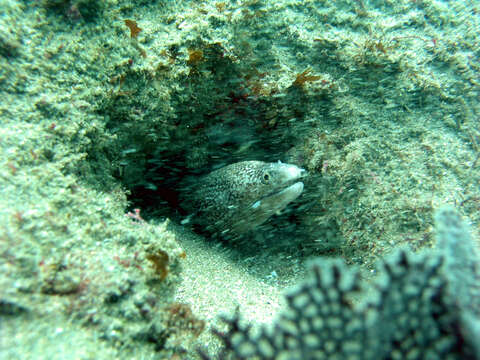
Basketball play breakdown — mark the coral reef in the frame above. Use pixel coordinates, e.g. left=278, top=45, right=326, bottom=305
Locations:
left=203, top=207, right=480, bottom=359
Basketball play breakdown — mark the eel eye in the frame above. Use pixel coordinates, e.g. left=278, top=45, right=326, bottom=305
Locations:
left=262, top=172, right=270, bottom=183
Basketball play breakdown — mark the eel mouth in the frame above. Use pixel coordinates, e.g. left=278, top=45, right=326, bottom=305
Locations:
left=264, top=164, right=306, bottom=202
left=231, top=164, right=306, bottom=234
left=280, top=181, right=304, bottom=199
left=261, top=181, right=304, bottom=212
left=251, top=164, right=306, bottom=214
left=245, top=181, right=304, bottom=232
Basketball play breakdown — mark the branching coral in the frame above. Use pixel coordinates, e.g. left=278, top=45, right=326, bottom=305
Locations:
left=201, top=207, right=480, bottom=359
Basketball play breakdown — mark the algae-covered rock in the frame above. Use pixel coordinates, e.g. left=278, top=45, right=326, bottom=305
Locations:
left=1, top=0, right=480, bottom=358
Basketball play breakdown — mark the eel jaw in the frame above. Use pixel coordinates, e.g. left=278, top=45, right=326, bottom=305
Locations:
left=226, top=163, right=306, bottom=235
left=253, top=181, right=304, bottom=216
left=234, top=180, right=304, bottom=234
left=254, top=163, right=306, bottom=216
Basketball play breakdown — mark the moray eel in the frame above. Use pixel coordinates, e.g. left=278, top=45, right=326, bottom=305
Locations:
left=183, top=160, right=306, bottom=239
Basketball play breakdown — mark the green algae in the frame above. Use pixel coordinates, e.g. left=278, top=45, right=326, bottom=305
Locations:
left=0, top=0, right=480, bottom=358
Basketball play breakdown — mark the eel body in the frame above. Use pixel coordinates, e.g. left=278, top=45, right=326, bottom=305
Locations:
left=184, top=160, right=306, bottom=239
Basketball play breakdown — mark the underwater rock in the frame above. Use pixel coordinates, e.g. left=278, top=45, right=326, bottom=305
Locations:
left=182, top=161, right=306, bottom=240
